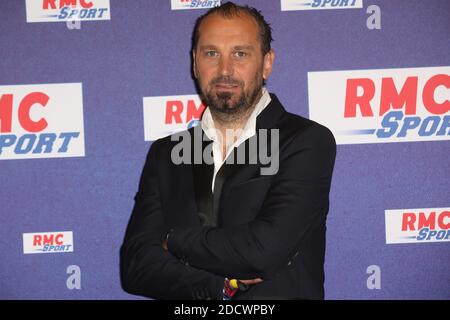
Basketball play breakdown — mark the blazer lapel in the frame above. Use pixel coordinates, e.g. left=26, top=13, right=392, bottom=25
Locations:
left=212, top=148, right=248, bottom=227
left=191, top=127, right=215, bottom=226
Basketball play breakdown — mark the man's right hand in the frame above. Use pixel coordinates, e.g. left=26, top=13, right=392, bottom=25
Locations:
left=239, top=278, right=263, bottom=285
left=224, top=278, right=263, bottom=299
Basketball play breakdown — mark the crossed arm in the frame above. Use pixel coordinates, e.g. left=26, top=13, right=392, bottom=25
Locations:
left=166, top=126, right=336, bottom=280
left=120, top=125, right=336, bottom=299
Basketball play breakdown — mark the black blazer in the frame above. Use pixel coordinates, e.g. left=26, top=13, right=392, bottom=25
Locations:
left=120, top=93, right=336, bottom=300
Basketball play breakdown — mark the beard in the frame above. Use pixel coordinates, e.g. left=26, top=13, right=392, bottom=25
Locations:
left=200, top=72, right=263, bottom=123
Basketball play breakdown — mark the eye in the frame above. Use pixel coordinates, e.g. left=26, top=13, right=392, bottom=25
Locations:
left=205, top=51, right=218, bottom=57
left=234, top=51, right=247, bottom=58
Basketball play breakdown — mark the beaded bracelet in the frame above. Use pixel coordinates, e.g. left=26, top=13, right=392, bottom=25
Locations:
left=223, top=278, right=239, bottom=300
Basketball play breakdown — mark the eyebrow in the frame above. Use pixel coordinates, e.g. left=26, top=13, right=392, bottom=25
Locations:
left=199, top=45, right=255, bottom=51
left=199, top=45, right=218, bottom=51
left=233, top=45, right=255, bottom=51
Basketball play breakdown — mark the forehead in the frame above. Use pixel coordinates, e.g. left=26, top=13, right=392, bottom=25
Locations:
left=197, top=13, right=260, bottom=46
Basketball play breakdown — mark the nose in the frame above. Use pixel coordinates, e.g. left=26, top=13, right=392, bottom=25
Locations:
left=218, top=55, right=234, bottom=77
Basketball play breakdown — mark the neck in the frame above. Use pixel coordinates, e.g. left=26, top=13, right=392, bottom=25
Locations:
left=211, top=106, right=252, bottom=135
left=209, top=90, right=263, bottom=159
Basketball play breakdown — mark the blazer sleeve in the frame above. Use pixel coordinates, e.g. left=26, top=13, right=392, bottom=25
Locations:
left=120, top=140, right=224, bottom=300
left=167, top=124, right=337, bottom=280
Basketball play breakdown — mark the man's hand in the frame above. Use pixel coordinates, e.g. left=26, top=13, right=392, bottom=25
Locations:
left=239, top=278, right=263, bottom=285
left=163, top=236, right=263, bottom=285
left=223, top=277, right=263, bottom=299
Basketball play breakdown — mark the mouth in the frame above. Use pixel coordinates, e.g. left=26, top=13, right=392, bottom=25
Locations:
left=214, top=83, right=240, bottom=91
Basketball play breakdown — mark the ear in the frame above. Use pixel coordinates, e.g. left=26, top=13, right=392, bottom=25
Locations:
left=192, top=50, right=198, bottom=79
left=262, top=49, right=275, bottom=81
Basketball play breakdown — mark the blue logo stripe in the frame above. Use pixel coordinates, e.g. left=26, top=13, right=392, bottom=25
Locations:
left=337, top=129, right=376, bottom=135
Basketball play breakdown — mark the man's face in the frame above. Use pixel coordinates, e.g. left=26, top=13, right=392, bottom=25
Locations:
left=193, top=13, right=274, bottom=118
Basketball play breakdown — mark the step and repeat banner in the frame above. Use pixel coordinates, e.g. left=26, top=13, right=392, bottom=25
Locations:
left=0, top=0, right=448, bottom=299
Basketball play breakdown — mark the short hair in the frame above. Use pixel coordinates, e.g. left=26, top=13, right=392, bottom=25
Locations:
left=192, top=1, right=273, bottom=55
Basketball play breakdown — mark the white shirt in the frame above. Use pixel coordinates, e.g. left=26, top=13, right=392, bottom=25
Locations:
left=201, top=87, right=271, bottom=192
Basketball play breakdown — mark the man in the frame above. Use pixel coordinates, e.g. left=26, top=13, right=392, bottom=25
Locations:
left=120, top=2, right=336, bottom=300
